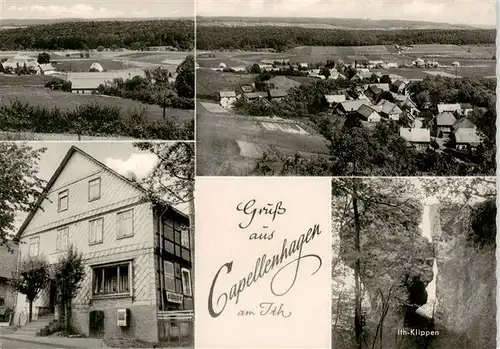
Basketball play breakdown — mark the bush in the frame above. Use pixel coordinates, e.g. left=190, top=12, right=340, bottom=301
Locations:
left=469, top=198, right=496, bottom=247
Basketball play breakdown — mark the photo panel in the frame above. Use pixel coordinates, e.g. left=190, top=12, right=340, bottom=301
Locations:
left=195, top=177, right=332, bottom=349
left=2, top=141, right=194, bottom=347
left=195, top=0, right=496, bottom=176
left=331, top=177, right=496, bottom=349
left=0, top=0, right=194, bottom=141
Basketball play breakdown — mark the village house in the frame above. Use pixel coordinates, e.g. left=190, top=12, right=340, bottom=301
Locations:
left=391, top=80, right=408, bottom=94
left=399, top=127, right=431, bottom=151
left=384, top=62, right=399, bottom=69
left=268, top=89, right=288, bottom=102
left=391, top=92, right=420, bottom=116
left=437, top=103, right=461, bottom=114
left=377, top=99, right=403, bottom=120
left=258, top=63, right=273, bottom=71
left=459, top=103, right=474, bottom=116
left=13, top=147, right=193, bottom=342
left=219, top=91, right=237, bottom=109
left=433, top=112, right=457, bottom=138
left=243, top=91, right=268, bottom=102
left=452, top=128, right=481, bottom=150
left=2, top=54, right=40, bottom=74
left=364, top=84, right=390, bottom=101
left=325, top=94, right=347, bottom=109
left=336, top=99, right=372, bottom=115
left=89, top=62, right=104, bottom=72
left=356, top=104, right=381, bottom=123
left=67, top=69, right=147, bottom=94
left=453, top=118, right=477, bottom=132
left=39, top=63, right=57, bottom=75
left=239, top=84, right=254, bottom=93
left=0, top=245, right=18, bottom=322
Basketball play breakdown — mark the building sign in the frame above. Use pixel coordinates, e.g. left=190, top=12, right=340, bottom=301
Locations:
left=166, top=291, right=183, bottom=304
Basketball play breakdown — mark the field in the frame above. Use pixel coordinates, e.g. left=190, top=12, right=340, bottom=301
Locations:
left=196, top=102, right=329, bottom=176
left=0, top=74, right=54, bottom=86
left=0, top=86, right=194, bottom=124
left=196, top=69, right=256, bottom=97
left=51, top=59, right=126, bottom=72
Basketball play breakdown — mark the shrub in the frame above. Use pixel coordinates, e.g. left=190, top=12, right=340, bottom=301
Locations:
left=469, top=198, right=496, bottom=247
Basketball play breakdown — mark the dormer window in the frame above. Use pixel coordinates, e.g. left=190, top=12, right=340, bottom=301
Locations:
left=88, top=178, right=101, bottom=202
left=58, top=190, right=68, bottom=212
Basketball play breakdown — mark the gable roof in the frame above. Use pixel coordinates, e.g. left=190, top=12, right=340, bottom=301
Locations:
left=15, top=146, right=187, bottom=240
left=377, top=99, right=403, bottom=115
left=269, top=89, right=288, bottom=98
left=338, top=99, right=371, bottom=112
left=219, top=90, right=236, bottom=98
left=67, top=69, right=146, bottom=90
left=437, top=103, right=461, bottom=114
left=454, top=128, right=481, bottom=144
left=243, top=91, right=268, bottom=100
left=325, top=94, right=346, bottom=104
left=454, top=118, right=476, bottom=129
left=436, top=112, right=457, bottom=126
left=400, top=127, right=431, bottom=143
left=357, top=104, right=380, bottom=119
left=39, top=63, right=55, bottom=71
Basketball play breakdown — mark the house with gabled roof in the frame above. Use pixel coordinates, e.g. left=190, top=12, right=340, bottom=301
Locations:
left=434, top=112, right=457, bottom=138
left=325, top=94, right=347, bottom=108
left=268, top=89, right=288, bottom=101
left=399, top=127, right=431, bottom=150
left=336, top=99, right=372, bottom=115
left=452, top=128, right=482, bottom=150
left=13, top=146, right=192, bottom=342
left=437, top=103, right=461, bottom=114
left=377, top=99, right=403, bottom=121
left=219, top=90, right=237, bottom=109
left=356, top=104, right=381, bottom=123
left=453, top=118, right=476, bottom=132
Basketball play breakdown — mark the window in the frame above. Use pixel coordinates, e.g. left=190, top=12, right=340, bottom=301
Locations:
left=181, top=268, right=192, bottom=296
left=164, top=261, right=175, bottom=292
left=92, top=262, right=131, bottom=296
left=58, top=190, right=68, bottom=212
left=88, top=178, right=101, bottom=202
left=29, top=236, right=39, bottom=257
left=117, top=209, right=134, bottom=238
left=180, top=225, right=189, bottom=249
left=89, top=218, right=104, bottom=244
left=56, top=227, right=69, bottom=251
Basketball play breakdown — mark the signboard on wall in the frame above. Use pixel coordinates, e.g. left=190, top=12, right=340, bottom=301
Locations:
left=166, top=291, right=183, bottom=304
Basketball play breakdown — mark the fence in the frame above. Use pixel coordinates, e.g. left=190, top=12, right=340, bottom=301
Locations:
left=157, top=310, right=194, bottom=345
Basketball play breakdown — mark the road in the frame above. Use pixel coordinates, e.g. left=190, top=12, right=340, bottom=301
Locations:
left=1, top=338, right=57, bottom=348
left=196, top=102, right=329, bottom=176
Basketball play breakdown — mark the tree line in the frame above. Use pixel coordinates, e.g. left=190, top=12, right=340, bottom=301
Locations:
left=196, top=26, right=496, bottom=51
left=0, top=20, right=194, bottom=51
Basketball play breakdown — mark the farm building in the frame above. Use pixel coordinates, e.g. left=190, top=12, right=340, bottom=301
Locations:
left=437, top=103, right=461, bottom=114
left=459, top=103, right=473, bottom=116
left=453, top=118, right=477, bottom=132
left=391, top=93, right=420, bottom=116
left=67, top=69, right=147, bottom=94
left=268, top=89, right=288, bottom=101
left=377, top=99, right=403, bottom=120
left=325, top=94, right=347, bottom=108
left=434, top=112, right=457, bottom=138
left=385, top=62, right=399, bottom=69
left=243, top=91, right=268, bottom=102
left=39, top=63, right=57, bottom=75
left=219, top=91, right=237, bottom=109
left=2, top=54, right=40, bottom=74
left=452, top=128, right=481, bottom=150
left=399, top=127, right=431, bottom=150
left=89, top=62, right=104, bottom=72
left=391, top=80, right=408, bottom=94
left=356, top=104, right=381, bottom=123
left=337, top=99, right=372, bottom=114
left=13, top=146, right=193, bottom=342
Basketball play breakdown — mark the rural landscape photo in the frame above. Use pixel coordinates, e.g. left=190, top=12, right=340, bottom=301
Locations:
left=0, top=1, right=194, bottom=140
left=0, top=141, right=194, bottom=348
left=331, top=177, right=496, bottom=349
left=195, top=1, right=496, bottom=176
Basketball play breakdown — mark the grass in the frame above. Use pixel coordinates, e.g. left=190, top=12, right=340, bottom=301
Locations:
left=0, top=74, right=54, bottom=86
left=0, top=86, right=193, bottom=124
left=104, top=337, right=193, bottom=348
left=196, top=69, right=256, bottom=97
left=51, top=59, right=126, bottom=72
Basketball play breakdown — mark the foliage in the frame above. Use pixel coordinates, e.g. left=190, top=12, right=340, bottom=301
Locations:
left=52, top=246, right=85, bottom=332
left=197, top=26, right=495, bottom=51
left=0, top=143, right=45, bottom=246
left=37, top=52, right=50, bottom=64
left=11, top=256, right=50, bottom=322
left=0, top=20, right=194, bottom=50
left=0, top=100, right=191, bottom=140
left=44, top=78, right=72, bottom=92
left=175, top=55, right=195, bottom=98
left=469, top=198, right=496, bottom=247
left=134, top=142, right=194, bottom=205
left=249, top=63, right=261, bottom=74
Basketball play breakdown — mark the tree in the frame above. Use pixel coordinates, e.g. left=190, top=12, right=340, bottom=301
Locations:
left=52, top=246, right=85, bottom=332
left=175, top=55, right=194, bottom=98
left=96, top=46, right=105, bottom=52
left=320, top=67, right=331, bottom=78
left=380, top=75, right=391, bottom=84
left=37, top=52, right=50, bottom=64
left=249, top=63, right=261, bottom=74
left=325, top=59, right=336, bottom=69
left=11, top=257, right=50, bottom=322
left=1, top=143, right=45, bottom=246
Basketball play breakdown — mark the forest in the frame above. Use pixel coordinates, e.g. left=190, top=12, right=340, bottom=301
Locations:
left=196, top=26, right=495, bottom=51
left=0, top=20, right=194, bottom=50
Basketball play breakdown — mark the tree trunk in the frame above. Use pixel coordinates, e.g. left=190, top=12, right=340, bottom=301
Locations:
left=163, top=95, right=166, bottom=119
left=352, top=183, right=363, bottom=349
left=65, top=302, right=72, bottom=333
left=29, top=299, right=33, bottom=322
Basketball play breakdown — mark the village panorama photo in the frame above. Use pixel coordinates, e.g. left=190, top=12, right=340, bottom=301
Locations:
left=0, top=0, right=195, bottom=141
left=195, top=0, right=496, bottom=177
left=0, top=141, right=195, bottom=349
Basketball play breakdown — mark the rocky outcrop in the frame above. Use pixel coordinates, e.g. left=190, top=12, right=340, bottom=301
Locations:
left=430, top=204, right=496, bottom=349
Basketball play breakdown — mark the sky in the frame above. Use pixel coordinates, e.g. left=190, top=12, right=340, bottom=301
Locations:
left=196, top=0, right=497, bottom=27
left=13, top=141, right=189, bottom=234
left=2, top=0, right=194, bottom=19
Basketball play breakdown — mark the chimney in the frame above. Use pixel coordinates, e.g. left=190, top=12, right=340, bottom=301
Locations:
left=126, top=171, right=138, bottom=182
